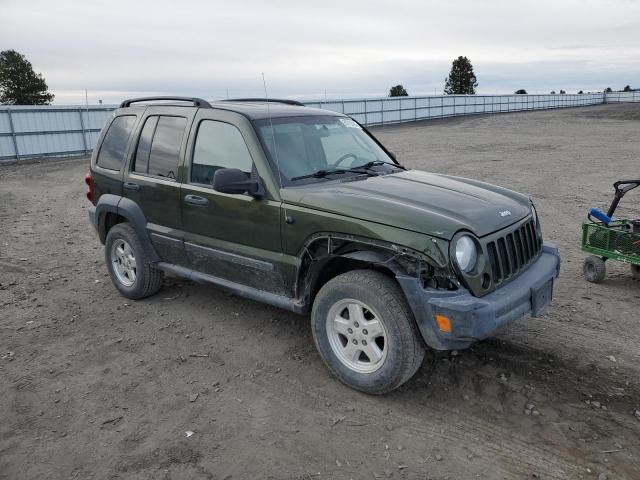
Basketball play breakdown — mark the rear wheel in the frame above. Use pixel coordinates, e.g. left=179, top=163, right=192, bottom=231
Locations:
left=105, top=223, right=163, bottom=299
left=311, top=270, right=425, bottom=394
left=583, top=256, right=606, bottom=283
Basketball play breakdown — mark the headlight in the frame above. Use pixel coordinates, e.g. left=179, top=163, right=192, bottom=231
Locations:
left=455, top=235, right=477, bottom=273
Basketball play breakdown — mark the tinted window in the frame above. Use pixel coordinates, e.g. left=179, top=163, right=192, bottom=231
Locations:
left=133, top=116, right=158, bottom=174
left=138, top=116, right=186, bottom=180
left=96, top=115, right=136, bottom=171
left=191, top=120, right=253, bottom=185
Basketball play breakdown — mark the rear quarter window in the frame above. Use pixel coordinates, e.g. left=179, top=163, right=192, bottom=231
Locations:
left=96, top=115, right=136, bottom=171
left=133, top=115, right=186, bottom=180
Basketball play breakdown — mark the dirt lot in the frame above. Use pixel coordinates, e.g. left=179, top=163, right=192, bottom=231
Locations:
left=1, top=104, right=640, bottom=480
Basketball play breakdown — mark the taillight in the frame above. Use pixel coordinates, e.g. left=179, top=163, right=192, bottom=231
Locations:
left=85, top=171, right=94, bottom=203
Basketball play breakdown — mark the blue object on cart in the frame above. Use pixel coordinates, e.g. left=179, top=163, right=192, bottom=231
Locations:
left=589, top=208, right=612, bottom=225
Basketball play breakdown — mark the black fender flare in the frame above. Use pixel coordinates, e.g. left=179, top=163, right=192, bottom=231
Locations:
left=94, top=195, right=160, bottom=263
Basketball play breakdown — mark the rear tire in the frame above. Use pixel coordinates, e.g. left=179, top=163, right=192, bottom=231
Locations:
left=311, top=270, right=425, bottom=394
left=583, top=256, right=606, bottom=283
left=105, top=223, right=163, bottom=299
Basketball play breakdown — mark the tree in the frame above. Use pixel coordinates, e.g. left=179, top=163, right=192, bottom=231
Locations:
left=389, top=85, right=409, bottom=97
left=604, top=87, right=612, bottom=93
left=623, top=85, right=632, bottom=92
left=444, top=56, right=477, bottom=94
left=550, top=90, right=556, bottom=94
left=559, top=89, right=566, bottom=94
left=0, top=50, right=54, bottom=105
left=578, top=90, right=584, bottom=94
left=515, top=89, right=527, bottom=94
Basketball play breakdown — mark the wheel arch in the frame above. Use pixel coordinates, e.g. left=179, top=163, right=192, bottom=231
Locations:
left=295, top=233, right=439, bottom=312
left=95, top=194, right=160, bottom=263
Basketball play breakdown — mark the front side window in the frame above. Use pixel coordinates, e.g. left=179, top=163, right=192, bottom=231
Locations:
left=96, top=115, right=136, bottom=171
left=253, top=115, right=395, bottom=184
left=133, top=115, right=186, bottom=180
left=191, top=120, right=253, bottom=185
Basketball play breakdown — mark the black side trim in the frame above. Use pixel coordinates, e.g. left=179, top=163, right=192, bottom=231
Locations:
left=150, top=233, right=183, bottom=247
left=156, top=262, right=304, bottom=313
left=184, top=242, right=274, bottom=272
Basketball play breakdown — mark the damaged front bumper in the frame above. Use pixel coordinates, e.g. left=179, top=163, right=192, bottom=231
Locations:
left=397, top=243, right=561, bottom=350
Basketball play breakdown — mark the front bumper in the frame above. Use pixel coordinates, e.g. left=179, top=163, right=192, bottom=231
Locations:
left=397, top=243, right=560, bottom=350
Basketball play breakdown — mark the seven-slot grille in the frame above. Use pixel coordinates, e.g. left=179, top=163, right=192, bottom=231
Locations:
left=485, top=218, right=541, bottom=285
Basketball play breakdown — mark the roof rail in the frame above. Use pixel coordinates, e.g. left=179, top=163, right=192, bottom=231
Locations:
left=119, top=96, right=212, bottom=108
left=223, top=98, right=305, bottom=107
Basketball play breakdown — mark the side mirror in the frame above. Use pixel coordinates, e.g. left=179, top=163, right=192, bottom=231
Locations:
left=388, top=151, right=397, bottom=161
left=213, top=168, right=263, bottom=198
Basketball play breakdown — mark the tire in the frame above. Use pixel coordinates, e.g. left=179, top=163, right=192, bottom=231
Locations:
left=631, top=264, right=640, bottom=280
left=311, top=269, right=425, bottom=394
left=105, top=223, right=163, bottom=299
left=583, top=256, right=606, bottom=283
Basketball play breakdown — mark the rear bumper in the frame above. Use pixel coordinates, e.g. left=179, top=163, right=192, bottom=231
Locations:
left=397, top=243, right=560, bottom=350
left=88, top=206, right=98, bottom=232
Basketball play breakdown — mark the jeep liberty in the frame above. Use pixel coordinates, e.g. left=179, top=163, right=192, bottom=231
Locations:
left=87, top=96, right=560, bottom=393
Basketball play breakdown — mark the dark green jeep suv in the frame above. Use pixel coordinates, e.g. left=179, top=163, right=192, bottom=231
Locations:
left=87, top=96, right=560, bottom=393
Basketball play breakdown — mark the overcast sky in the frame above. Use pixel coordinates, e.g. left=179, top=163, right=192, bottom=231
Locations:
left=2, top=0, right=639, bottom=104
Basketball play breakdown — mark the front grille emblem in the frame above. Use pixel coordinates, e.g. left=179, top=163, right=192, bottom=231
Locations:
left=499, top=210, right=512, bottom=217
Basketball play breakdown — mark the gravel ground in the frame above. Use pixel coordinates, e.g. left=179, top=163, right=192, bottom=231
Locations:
left=1, top=104, right=639, bottom=480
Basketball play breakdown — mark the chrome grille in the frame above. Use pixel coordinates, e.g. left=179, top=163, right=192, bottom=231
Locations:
left=485, top=218, right=541, bottom=285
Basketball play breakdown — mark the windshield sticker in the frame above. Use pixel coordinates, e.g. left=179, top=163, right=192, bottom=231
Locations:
left=339, top=118, right=360, bottom=129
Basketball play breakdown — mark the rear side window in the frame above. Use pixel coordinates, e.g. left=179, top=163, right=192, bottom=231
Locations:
left=96, top=115, right=136, bottom=171
left=133, top=116, right=186, bottom=180
left=191, top=120, right=254, bottom=185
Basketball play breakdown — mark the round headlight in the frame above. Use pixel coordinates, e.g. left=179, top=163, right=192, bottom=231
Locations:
left=455, top=236, right=477, bottom=273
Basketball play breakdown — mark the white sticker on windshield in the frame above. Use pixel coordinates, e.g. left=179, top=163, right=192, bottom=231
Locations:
left=339, top=118, right=360, bottom=129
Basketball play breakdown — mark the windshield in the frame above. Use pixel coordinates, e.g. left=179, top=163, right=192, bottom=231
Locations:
left=253, top=115, right=398, bottom=185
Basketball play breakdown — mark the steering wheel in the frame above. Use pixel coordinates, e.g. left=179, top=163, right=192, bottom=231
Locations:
left=333, top=153, right=358, bottom=168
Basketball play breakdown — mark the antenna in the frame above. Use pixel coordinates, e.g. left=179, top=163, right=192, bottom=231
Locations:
left=262, top=73, right=289, bottom=219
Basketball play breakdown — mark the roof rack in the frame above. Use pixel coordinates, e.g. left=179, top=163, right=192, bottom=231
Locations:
left=223, top=98, right=305, bottom=107
left=119, top=96, right=212, bottom=108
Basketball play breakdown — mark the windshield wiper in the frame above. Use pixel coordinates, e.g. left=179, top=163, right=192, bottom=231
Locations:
left=352, top=160, right=406, bottom=171
left=291, top=167, right=378, bottom=182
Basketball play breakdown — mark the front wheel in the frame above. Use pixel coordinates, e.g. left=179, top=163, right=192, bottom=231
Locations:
left=311, top=270, right=425, bottom=394
left=583, top=255, right=606, bottom=283
left=631, top=264, right=640, bottom=280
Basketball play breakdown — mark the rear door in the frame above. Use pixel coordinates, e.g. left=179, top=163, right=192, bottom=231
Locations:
left=122, top=106, right=196, bottom=265
left=180, top=109, right=287, bottom=294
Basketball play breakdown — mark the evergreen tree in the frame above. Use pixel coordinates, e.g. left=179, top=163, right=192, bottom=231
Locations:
left=515, top=89, right=527, bottom=94
left=388, top=85, right=409, bottom=97
left=444, top=56, right=477, bottom=94
left=0, top=50, right=54, bottom=104
left=623, top=85, right=632, bottom=92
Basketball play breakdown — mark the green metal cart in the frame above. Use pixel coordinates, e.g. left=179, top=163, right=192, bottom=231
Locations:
left=582, top=180, right=640, bottom=283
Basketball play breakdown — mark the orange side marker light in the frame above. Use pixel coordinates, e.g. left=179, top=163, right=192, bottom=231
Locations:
left=435, top=314, right=452, bottom=333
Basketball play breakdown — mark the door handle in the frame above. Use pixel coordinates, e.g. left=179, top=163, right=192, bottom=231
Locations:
left=123, top=182, right=140, bottom=191
left=184, top=194, right=209, bottom=206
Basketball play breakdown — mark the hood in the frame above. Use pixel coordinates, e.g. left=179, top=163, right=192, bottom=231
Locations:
left=282, top=170, right=532, bottom=239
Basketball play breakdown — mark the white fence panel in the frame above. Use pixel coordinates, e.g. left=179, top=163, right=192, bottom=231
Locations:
left=0, top=92, right=633, bottom=162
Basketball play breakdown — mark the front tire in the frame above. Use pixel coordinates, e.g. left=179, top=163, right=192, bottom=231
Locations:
left=583, top=256, right=606, bottom=283
left=311, top=270, right=425, bottom=394
left=105, top=223, right=163, bottom=299
left=631, top=264, right=640, bottom=280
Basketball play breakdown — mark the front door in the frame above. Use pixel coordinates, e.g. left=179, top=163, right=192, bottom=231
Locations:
left=180, top=114, right=286, bottom=294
